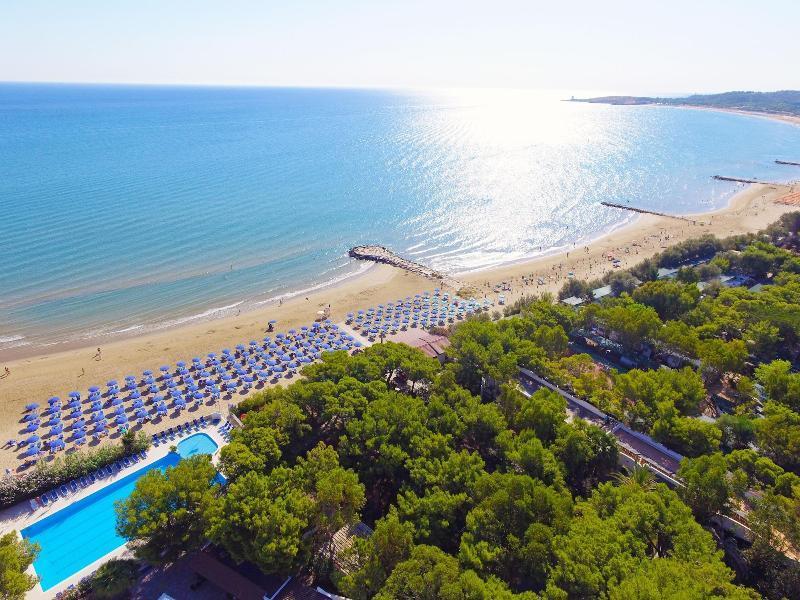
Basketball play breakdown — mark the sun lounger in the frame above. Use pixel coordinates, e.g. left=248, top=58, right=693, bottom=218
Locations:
left=49, top=490, right=58, bottom=502
left=69, top=480, right=79, bottom=493
left=58, top=485, right=68, bottom=497
left=40, top=494, right=49, bottom=507
left=122, top=457, right=130, bottom=467
left=140, top=450, right=147, bottom=460
left=152, top=434, right=159, bottom=445
left=79, top=476, right=88, bottom=487
left=89, top=472, right=97, bottom=483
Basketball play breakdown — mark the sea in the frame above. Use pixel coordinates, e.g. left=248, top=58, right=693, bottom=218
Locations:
left=2, top=83, right=800, bottom=353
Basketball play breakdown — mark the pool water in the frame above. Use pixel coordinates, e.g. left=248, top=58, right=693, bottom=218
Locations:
left=22, top=434, right=220, bottom=591
left=177, top=432, right=219, bottom=458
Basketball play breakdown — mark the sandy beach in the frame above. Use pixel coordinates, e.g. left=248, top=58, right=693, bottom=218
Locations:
left=1, top=181, right=797, bottom=472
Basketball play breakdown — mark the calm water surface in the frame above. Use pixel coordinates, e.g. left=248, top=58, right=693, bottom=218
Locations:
left=2, top=84, right=799, bottom=350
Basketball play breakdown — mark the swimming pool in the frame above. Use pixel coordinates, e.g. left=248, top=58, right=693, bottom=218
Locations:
left=22, top=434, right=220, bottom=591
left=177, top=432, right=219, bottom=458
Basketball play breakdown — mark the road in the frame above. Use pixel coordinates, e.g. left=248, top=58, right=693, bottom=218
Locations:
left=518, top=367, right=682, bottom=480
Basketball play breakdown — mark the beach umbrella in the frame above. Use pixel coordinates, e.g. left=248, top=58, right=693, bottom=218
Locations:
left=269, top=319, right=277, bottom=324
left=91, top=411, right=104, bottom=422
left=25, top=402, right=39, bottom=411
left=26, top=434, right=41, bottom=445
left=111, top=397, right=123, bottom=406
left=23, top=446, right=40, bottom=457
left=132, top=399, right=144, bottom=409
left=67, top=400, right=81, bottom=410
left=73, top=429, right=86, bottom=439
left=22, top=412, right=39, bottom=422
left=130, top=390, right=141, bottom=399
left=88, top=386, right=100, bottom=394
left=49, top=439, right=63, bottom=451
left=94, top=424, right=107, bottom=434
left=135, top=408, right=148, bottom=418
left=115, top=415, right=128, bottom=425
left=192, top=391, right=204, bottom=401
left=49, top=423, right=63, bottom=435
left=68, top=391, right=80, bottom=398
left=73, top=418, right=86, bottom=429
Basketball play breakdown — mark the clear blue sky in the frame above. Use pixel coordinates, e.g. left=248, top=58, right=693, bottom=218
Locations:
left=2, top=0, right=798, bottom=93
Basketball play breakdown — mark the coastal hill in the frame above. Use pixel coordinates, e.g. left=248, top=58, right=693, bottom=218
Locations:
left=571, top=90, right=800, bottom=117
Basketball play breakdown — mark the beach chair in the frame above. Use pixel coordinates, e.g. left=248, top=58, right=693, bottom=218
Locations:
left=40, top=494, right=49, bottom=507
left=59, top=485, right=68, bottom=497
left=122, top=457, right=130, bottom=468
left=68, top=480, right=78, bottom=493
left=140, top=451, right=147, bottom=460
left=48, top=490, right=58, bottom=503
left=199, top=416, right=207, bottom=427
left=130, top=454, right=139, bottom=463
left=79, top=476, right=88, bottom=487
left=88, top=472, right=97, bottom=483
left=175, top=424, right=183, bottom=436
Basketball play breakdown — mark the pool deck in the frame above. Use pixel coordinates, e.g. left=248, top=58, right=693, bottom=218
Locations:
left=0, top=423, right=228, bottom=599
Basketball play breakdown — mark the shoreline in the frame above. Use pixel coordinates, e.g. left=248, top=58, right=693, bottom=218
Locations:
left=0, top=185, right=795, bottom=448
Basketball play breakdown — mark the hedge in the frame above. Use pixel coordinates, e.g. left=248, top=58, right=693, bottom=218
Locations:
left=0, top=431, right=150, bottom=509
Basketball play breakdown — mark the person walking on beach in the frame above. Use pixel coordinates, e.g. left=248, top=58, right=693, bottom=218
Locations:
left=2, top=366, right=8, bottom=378
left=94, top=347, right=102, bottom=361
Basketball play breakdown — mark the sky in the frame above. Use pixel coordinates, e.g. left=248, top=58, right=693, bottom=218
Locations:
left=2, top=0, right=799, bottom=94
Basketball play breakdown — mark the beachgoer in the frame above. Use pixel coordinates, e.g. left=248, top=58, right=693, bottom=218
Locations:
left=80, top=367, right=85, bottom=377
left=3, top=366, right=8, bottom=377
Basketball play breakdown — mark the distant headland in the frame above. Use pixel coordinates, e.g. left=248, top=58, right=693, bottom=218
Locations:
left=569, top=90, right=800, bottom=118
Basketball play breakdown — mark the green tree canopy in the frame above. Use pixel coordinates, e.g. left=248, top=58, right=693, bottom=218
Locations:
left=115, top=455, right=218, bottom=564
left=0, top=532, right=39, bottom=600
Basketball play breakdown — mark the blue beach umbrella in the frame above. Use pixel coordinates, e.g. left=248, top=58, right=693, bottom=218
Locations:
left=111, top=397, right=123, bottom=406
left=49, top=424, right=63, bottom=435
left=23, top=446, right=40, bottom=457
left=22, top=413, right=38, bottom=422
left=115, top=415, right=128, bottom=425
left=25, top=402, right=39, bottom=411
left=68, top=400, right=81, bottom=410
left=132, top=399, right=144, bottom=409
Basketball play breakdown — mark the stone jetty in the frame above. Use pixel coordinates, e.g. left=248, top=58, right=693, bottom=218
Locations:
left=348, top=245, right=445, bottom=281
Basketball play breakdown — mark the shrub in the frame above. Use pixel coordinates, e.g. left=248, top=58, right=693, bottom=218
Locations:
left=0, top=432, right=150, bottom=509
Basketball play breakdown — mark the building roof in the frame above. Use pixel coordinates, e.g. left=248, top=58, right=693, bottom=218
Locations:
left=561, top=296, right=585, bottom=307
left=592, top=285, right=612, bottom=300
left=657, top=267, right=679, bottom=279
left=187, top=547, right=288, bottom=600
left=748, top=283, right=765, bottom=293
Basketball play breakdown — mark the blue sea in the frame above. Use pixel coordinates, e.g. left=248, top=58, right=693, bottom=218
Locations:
left=2, top=83, right=800, bottom=353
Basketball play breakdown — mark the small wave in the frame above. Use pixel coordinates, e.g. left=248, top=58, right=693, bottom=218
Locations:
left=110, top=324, right=144, bottom=334
left=0, top=335, right=24, bottom=343
left=163, top=301, right=244, bottom=328
left=0, top=335, right=30, bottom=349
